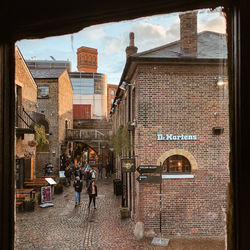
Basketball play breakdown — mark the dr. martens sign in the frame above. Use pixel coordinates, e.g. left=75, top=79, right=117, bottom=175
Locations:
left=157, top=133, right=197, bottom=141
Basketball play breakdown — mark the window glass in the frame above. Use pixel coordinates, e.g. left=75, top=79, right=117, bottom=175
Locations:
left=111, top=90, right=115, bottom=95
left=38, top=86, right=49, bottom=97
left=163, top=155, right=191, bottom=173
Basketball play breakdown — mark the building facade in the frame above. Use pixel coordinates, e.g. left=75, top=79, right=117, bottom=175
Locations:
left=27, top=61, right=73, bottom=176
left=111, top=12, right=229, bottom=238
left=70, top=71, right=107, bottom=119
left=15, top=47, right=38, bottom=187
left=107, top=84, right=117, bottom=114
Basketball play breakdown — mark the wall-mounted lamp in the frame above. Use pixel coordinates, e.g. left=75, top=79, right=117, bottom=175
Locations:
left=128, top=119, right=137, bottom=130
left=216, top=76, right=227, bottom=86
left=110, top=107, right=115, bottom=113
left=114, top=99, right=120, bottom=106
left=119, top=81, right=127, bottom=90
left=131, top=119, right=137, bottom=127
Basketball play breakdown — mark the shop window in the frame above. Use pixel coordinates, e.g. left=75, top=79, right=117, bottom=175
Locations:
left=163, top=154, right=191, bottom=173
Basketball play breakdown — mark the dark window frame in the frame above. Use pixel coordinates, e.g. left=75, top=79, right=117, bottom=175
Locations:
left=0, top=1, right=249, bottom=250
left=164, top=154, right=191, bottom=173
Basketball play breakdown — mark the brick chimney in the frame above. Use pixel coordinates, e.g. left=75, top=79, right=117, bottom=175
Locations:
left=126, top=32, right=138, bottom=58
left=179, top=11, right=197, bottom=55
left=77, top=46, right=98, bottom=73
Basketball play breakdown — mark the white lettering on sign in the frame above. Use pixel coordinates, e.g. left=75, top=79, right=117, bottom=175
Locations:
left=157, top=133, right=197, bottom=141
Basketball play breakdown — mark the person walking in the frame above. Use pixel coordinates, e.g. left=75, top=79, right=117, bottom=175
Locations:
left=87, top=179, right=98, bottom=209
left=98, top=161, right=103, bottom=179
left=90, top=167, right=97, bottom=180
left=64, top=164, right=72, bottom=186
left=73, top=176, right=83, bottom=207
left=106, top=161, right=111, bottom=178
left=74, top=165, right=82, bottom=180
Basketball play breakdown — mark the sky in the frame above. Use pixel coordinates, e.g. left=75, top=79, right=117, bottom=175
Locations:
left=16, top=8, right=226, bottom=84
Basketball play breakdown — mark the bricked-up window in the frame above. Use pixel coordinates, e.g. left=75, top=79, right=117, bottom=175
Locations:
left=38, top=86, right=49, bottom=98
left=163, top=155, right=191, bottom=173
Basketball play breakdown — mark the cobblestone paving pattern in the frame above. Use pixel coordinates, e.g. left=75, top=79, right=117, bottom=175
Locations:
left=15, top=177, right=162, bottom=250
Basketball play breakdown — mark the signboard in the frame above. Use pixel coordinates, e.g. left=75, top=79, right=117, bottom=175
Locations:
left=41, top=186, right=52, bottom=203
left=45, top=177, right=57, bottom=185
left=59, top=171, right=65, bottom=178
left=121, top=158, right=135, bottom=173
left=137, top=165, right=162, bottom=174
left=136, top=175, right=162, bottom=184
left=157, top=133, right=197, bottom=141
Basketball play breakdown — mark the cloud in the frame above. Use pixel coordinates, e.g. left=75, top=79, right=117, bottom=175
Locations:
left=198, top=16, right=226, bottom=34
left=102, top=36, right=126, bottom=55
left=78, top=24, right=106, bottom=42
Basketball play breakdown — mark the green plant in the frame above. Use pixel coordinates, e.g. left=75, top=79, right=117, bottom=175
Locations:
left=122, top=123, right=131, bottom=153
left=34, top=125, right=49, bottom=152
left=110, top=123, right=131, bottom=156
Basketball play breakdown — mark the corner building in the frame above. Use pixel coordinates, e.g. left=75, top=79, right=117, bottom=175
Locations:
left=111, top=11, right=229, bottom=238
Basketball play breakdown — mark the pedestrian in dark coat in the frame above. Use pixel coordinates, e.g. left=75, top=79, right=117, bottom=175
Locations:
left=87, top=180, right=98, bottom=209
left=73, top=176, right=83, bottom=207
left=74, top=165, right=82, bottom=180
left=64, top=165, right=72, bottom=186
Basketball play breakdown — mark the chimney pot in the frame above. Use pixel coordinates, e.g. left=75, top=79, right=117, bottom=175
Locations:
left=126, top=32, right=138, bottom=59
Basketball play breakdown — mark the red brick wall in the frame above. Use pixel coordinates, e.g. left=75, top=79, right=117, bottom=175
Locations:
left=73, top=104, right=92, bottom=119
left=77, top=46, right=98, bottom=73
left=107, top=84, right=117, bottom=113
left=134, top=63, right=229, bottom=237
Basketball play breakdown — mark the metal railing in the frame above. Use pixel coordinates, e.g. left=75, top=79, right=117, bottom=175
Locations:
left=16, top=106, right=37, bottom=130
left=67, top=129, right=112, bottom=141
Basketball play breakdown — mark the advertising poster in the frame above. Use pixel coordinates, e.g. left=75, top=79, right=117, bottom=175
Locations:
left=41, top=186, right=52, bottom=203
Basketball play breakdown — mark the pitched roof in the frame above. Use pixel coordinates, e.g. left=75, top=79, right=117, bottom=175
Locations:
left=29, top=68, right=66, bottom=79
left=134, top=31, right=227, bottom=59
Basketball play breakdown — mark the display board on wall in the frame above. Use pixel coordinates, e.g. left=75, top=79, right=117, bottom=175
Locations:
left=121, top=158, right=135, bottom=173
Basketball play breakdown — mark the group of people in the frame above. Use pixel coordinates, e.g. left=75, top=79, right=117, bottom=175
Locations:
left=64, top=161, right=98, bottom=209
left=73, top=175, right=97, bottom=209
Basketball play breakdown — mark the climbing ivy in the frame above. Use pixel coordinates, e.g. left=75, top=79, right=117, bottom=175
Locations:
left=34, top=125, right=49, bottom=151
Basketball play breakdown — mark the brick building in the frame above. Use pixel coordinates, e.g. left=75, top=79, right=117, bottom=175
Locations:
left=70, top=72, right=107, bottom=119
left=110, top=11, right=229, bottom=238
left=107, top=84, right=117, bottom=114
left=27, top=60, right=73, bottom=176
left=77, top=46, right=98, bottom=73
left=15, top=47, right=38, bottom=187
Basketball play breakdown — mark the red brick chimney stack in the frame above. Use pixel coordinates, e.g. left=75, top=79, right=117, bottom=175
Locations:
left=179, top=11, right=197, bottom=55
left=77, top=46, right=98, bottom=73
left=126, top=32, right=138, bottom=59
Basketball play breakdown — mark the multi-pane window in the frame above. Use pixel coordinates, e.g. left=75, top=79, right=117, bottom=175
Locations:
left=163, top=155, right=191, bottom=173
left=38, top=86, right=49, bottom=98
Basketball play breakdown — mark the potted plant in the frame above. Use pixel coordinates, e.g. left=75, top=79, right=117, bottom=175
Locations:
left=28, top=139, right=37, bottom=147
left=23, top=197, right=35, bottom=212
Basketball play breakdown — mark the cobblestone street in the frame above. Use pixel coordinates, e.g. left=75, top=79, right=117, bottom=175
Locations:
left=15, top=177, right=156, bottom=250
left=15, top=177, right=225, bottom=250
